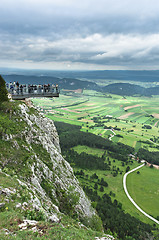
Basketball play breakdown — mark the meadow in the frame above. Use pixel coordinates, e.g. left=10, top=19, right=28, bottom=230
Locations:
left=127, top=166, right=159, bottom=220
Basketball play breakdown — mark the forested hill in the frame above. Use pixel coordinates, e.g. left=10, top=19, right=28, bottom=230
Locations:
left=2, top=74, right=99, bottom=91
left=102, top=83, right=159, bottom=96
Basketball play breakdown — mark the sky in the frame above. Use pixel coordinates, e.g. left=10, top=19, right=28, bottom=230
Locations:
left=1, top=0, right=159, bottom=70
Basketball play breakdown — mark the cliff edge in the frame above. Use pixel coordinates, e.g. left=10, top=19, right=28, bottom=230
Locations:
left=0, top=101, right=100, bottom=222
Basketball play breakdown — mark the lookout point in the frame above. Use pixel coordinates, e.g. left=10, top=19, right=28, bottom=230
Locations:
left=6, top=82, right=60, bottom=100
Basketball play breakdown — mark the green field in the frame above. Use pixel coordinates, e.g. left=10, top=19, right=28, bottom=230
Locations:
left=127, top=166, right=159, bottom=220
left=32, top=91, right=159, bottom=151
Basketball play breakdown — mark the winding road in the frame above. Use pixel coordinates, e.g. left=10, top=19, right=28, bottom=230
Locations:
left=123, top=164, right=159, bottom=225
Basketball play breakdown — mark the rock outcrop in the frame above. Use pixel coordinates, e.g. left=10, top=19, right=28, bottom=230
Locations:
left=1, top=103, right=97, bottom=225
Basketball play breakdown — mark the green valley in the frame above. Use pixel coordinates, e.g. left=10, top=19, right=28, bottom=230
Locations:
left=32, top=91, right=159, bottom=237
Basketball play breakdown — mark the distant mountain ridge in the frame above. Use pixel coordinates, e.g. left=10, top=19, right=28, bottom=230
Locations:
left=102, top=83, right=159, bottom=96
left=65, top=70, right=159, bottom=82
left=2, top=69, right=159, bottom=82
left=3, top=74, right=159, bottom=96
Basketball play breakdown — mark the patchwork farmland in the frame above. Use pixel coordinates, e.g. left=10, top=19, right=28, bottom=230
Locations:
left=32, top=90, right=159, bottom=151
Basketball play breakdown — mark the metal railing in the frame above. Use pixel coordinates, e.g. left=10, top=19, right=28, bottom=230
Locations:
left=6, top=83, right=60, bottom=99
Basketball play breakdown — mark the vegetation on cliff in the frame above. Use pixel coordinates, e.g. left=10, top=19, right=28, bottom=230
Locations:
left=0, top=75, right=8, bottom=104
left=0, top=101, right=106, bottom=239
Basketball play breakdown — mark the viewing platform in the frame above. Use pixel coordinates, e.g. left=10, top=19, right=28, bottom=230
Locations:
left=7, top=84, right=60, bottom=100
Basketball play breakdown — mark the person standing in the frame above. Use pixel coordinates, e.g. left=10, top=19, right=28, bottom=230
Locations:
left=16, top=81, right=19, bottom=94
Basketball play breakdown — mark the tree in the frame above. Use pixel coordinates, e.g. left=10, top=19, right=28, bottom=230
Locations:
left=99, top=186, right=104, bottom=192
left=94, top=183, right=98, bottom=190
left=79, top=170, right=84, bottom=176
left=91, top=173, right=98, bottom=179
left=126, top=166, right=130, bottom=172
left=0, top=75, right=8, bottom=103
left=113, top=199, right=118, bottom=206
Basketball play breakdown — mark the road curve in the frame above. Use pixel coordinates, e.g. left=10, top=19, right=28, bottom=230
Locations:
left=123, top=164, right=159, bottom=225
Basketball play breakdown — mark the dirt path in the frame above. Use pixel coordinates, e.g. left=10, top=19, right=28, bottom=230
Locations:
left=119, top=112, right=134, bottom=119
left=124, top=104, right=141, bottom=110
left=154, top=120, right=159, bottom=127
left=109, top=129, right=116, bottom=140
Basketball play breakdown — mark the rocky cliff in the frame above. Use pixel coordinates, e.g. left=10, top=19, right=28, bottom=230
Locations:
left=0, top=102, right=98, bottom=224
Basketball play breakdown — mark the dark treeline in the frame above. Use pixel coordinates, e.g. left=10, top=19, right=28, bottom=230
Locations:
left=109, top=151, right=128, bottom=162
left=55, top=122, right=134, bottom=159
left=55, top=122, right=82, bottom=135
left=64, top=149, right=110, bottom=170
left=84, top=186, right=153, bottom=240
left=137, top=148, right=159, bottom=165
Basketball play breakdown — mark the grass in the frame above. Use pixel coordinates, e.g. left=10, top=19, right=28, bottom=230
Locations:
left=0, top=172, right=18, bottom=188
left=127, top=165, right=159, bottom=220
left=73, top=145, right=105, bottom=157
left=0, top=209, right=107, bottom=240
left=0, top=172, right=107, bottom=239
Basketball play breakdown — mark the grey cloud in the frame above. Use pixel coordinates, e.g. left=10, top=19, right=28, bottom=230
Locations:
left=1, top=14, right=159, bottom=38
left=1, top=0, right=159, bottom=69
left=1, top=0, right=159, bottom=37
left=0, top=32, right=158, bottom=67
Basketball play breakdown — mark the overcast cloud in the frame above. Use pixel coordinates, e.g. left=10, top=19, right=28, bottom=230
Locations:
left=1, top=0, right=159, bottom=70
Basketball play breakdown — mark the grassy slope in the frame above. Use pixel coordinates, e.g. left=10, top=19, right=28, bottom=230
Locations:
left=127, top=166, right=159, bottom=219
left=0, top=173, right=106, bottom=240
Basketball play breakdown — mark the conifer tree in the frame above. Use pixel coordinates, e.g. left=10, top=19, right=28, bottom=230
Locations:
left=0, top=75, right=8, bottom=103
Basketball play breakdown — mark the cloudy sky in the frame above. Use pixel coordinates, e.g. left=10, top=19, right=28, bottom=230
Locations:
left=1, top=0, right=159, bottom=70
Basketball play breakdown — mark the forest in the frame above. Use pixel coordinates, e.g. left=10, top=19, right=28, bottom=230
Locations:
left=55, top=121, right=159, bottom=165
left=84, top=185, right=152, bottom=239
left=55, top=122, right=134, bottom=157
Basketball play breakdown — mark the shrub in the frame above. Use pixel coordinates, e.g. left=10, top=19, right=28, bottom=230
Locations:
left=81, top=214, right=103, bottom=232
left=24, top=208, right=46, bottom=221
left=56, top=186, right=80, bottom=218
left=0, top=75, right=8, bottom=103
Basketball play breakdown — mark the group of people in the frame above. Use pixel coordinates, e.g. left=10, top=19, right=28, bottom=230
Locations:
left=7, top=82, right=59, bottom=95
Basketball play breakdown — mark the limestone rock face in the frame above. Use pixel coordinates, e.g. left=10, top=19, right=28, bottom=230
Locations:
left=16, top=103, right=96, bottom=220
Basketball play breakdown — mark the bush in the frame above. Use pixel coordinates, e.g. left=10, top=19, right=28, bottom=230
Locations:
left=0, top=75, right=8, bottom=103
left=81, top=214, right=103, bottom=232
left=24, top=208, right=46, bottom=221
left=56, top=186, right=80, bottom=218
